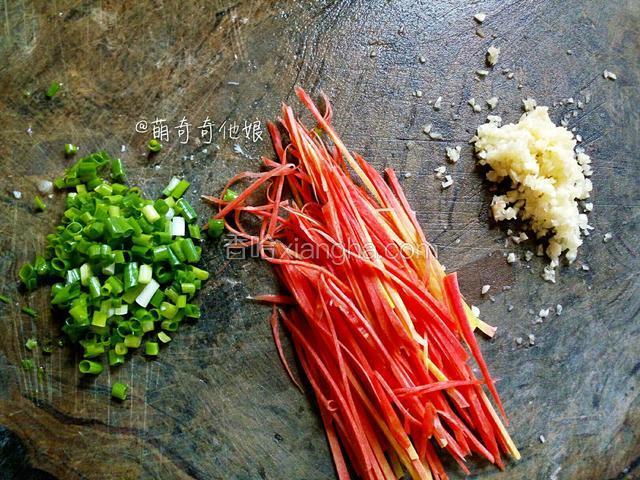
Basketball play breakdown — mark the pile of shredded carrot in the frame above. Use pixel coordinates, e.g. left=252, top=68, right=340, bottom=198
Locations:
left=204, top=88, right=520, bottom=479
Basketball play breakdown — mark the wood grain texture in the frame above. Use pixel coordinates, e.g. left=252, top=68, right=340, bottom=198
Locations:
left=0, top=1, right=638, bottom=479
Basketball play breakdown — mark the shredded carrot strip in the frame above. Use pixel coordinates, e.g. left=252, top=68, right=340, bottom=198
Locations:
left=209, top=89, right=519, bottom=479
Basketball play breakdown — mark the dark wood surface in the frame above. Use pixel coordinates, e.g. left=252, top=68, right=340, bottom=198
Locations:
left=0, top=1, right=638, bottom=479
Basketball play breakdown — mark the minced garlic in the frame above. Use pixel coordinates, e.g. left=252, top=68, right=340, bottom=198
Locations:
left=473, top=107, right=592, bottom=267
left=487, top=46, right=500, bottom=66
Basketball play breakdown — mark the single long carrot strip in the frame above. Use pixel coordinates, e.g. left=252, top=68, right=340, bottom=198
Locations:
left=443, top=273, right=506, bottom=418
left=269, top=307, right=303, bottom=392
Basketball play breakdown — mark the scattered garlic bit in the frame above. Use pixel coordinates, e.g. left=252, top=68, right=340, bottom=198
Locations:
left=37, top=180, right=53, bottom=194
left=418, top=55, right=426, bottom=64
left=403, top=172, right=413, bottom=179
left=474, top=12, right=487, bottom=23
left=524, top=250, right=534, bottom=262
left=445, top=146, right=461, bottom=163
left=577, top=150, right=593, bottom=177
left=528, top=333, right=536, bottom=346
left=581, top=264, right=590, bottom=271
left=415, top=90, right=423, bottom=98
left=476, top=69, right=489, bottom=78
left=506, top=252, right=517, bottom=264
left=468, top=98, right=482, bottom=112
left=434, top=166, right=447, bottom=179
left=512, top=232, right=529, bottom=244
left=515, top=336, right=523, bottom=345
left=486, top=115, right=502, bottom=124
left=433, top=96, right=442, bottom=110
left=12, top=191, right=22, bottom=199
left=536, top=244, right=545, bottom=256
left=542, top=265, right=556, bottom=283
left=369, top=50, right=378, bottom=58
left=474, top=107, right=593, bottom=266
left=522, top=97, right=537, bottom=111
left=441, top=175, right=453, bottom=189
left=539, top=435, right=546, bottom=444
left=603, top=70, right=617, bottom=81
left=539, top=308, right=550, bottom=318
left=422, top=124, right=432, bottom=134
left=556, top=304, right=563, bottom=315
left=481, top=284, right=491, bottom=295
left=486, top=96, right=499, bottom=110
left=583, top=202, right=593, bottom=212
left=486, top=46, right=500, bottom=66
left=506, top=72, right=515, bottom=79
left=603, top=232, right=613, bottom=243
left=429, top=131, right=444, bottom=140
left=508, top=305, right=514, bottom=312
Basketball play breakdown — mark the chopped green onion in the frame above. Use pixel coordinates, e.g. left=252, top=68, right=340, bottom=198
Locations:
left=170, top=179, right=190, bottom=199
left=157, top=331, right=171, bottom=343
left=21, top=306, right=38, bottom=318
left=114, top=342, right=128, bottom=355
left=111, top=382, right=128, bottom=400
left=64, top=143, right=79, bottom=156
left=18, top=264, right=38, bottom=290
left=46, top=81, right=61, bottom=98
left=41, top=339, right=54, bottom=354
left=144, top=341, right=159, bottom=356
left=79, top=359, right=103, bottom=374
left=208, top=218, right=225, bottom=238
left=34, top=195, right=47, bottom=211
left=124, top=334, right=141, bottom=348
left=18, top=153, right=208, bottom=390
left=0, top=294, right=11, bottom=304
left=223, top=188, right=238, bottom=202
left=111, top=158, right=125, bottom=181
left=162, top=177, right=180, bottom=196
left=171, top=216, right=186, bottom=236
left=138, top=264, right=153, bottom=284
left=123, top=262, right=139, bottom=291
left=135, top=278, right=159, bottom=308
left=25, top=338, right=38, bottom=350
left=108, top=350, right=125, bottom=366
left=176, top=199, right=198, bottom=224
left=92, top=311, right=107, bottom=327
left=142, top=204, right=160, bottom=223
left=148, top=139, right=162, bottom=153
left=21, top=358, right=35, bottom=370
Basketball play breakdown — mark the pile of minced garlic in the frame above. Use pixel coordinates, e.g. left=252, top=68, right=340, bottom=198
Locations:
left=473, top=106, right=593, bottom=278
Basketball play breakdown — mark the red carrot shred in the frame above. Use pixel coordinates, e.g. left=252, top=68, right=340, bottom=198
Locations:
left=209, top=89, right=520, bottom=479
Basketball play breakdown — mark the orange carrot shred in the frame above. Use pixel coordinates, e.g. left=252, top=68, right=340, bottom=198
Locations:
left=209, top=89, right=519, bottom=479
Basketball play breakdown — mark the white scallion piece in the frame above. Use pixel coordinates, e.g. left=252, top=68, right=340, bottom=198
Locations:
left=80, top=263, right=92, bottom=286
left=165, top=207, right=175, bottom=220
left=171, top=216, right=186, bottom=236
left=114, top=305, right=128, bottom=316
left=138, top=264, right=153, bottom=285
left=163, top=176, right=181, bottom=196
left=102, top=263, right=116, bottom=276
left=136, top=279, right=160, bottom=308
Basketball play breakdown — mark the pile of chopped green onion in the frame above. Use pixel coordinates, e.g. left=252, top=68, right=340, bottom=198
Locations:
left=19, top=152, right=208, bottom=374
